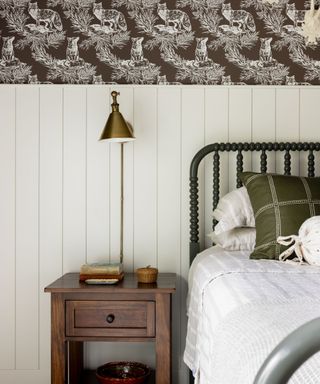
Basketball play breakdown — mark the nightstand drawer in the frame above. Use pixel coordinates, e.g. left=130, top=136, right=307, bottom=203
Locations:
left=66, top=300, right=155, bottom=337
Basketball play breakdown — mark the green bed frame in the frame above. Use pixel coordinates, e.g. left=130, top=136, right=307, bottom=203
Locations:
left=188, top=142, right=320, bottom=384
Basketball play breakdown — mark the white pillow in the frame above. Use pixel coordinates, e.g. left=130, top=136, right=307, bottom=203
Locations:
left=213, top=186, right=255, bottom=234
left=208, top=227, right=256, bottom=251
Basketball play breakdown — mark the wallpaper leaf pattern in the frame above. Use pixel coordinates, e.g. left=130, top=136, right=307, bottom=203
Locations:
left=0, top=0, right=319, bottom=84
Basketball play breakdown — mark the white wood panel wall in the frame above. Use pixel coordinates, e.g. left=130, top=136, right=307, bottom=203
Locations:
left=0, top=85, right=320, bottom=384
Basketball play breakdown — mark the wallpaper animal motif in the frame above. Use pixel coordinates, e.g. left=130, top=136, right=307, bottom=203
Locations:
left=0, top=0, right=320, bottom=85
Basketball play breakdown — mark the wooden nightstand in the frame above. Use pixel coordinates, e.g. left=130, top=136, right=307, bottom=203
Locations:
left=45, top=273, right=176, bottom=384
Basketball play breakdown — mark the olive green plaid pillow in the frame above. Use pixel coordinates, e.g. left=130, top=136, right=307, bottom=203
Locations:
left=240, top=172, right=320, bottom=260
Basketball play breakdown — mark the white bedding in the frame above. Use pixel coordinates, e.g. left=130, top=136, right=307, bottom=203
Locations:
left=184, top=246, right=320, bottom=384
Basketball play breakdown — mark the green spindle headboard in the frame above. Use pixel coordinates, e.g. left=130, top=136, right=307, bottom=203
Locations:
left=189, top=142, right=320, bottom=266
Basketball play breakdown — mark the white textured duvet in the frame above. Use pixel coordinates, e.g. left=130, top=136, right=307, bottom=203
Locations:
left=184, top=246, right=320, bottom=384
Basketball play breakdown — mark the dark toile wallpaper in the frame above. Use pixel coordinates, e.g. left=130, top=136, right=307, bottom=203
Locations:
left=0, top=0, right=320, bottom=85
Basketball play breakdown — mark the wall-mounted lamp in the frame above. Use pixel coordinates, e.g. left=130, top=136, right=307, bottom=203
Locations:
left=100, top=91, right=135, bottom=265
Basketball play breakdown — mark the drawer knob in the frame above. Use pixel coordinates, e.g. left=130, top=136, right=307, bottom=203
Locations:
left=106, top=314, right=115, bottom=323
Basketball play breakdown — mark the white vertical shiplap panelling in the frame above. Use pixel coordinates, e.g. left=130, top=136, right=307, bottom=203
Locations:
left=229, top=88, right=252, bottom=140
left=0, top=86, right=15, bottom=370
left=229, top=88, right=252, bottom=188
left=157, top=88, right=181, bottom=272
left=300, top=89, right=320, bottom=177
left=63, top=87, right=87, bottom=271
left=133, top=87, right=158, bottom=269
left=15, top=87, right=39, bottom=369
left=157, top=87, right=181, bottom=382
left=180, top=87, right=205, bottom=384
left=275, top=88, right=300, bottom=175
left=86, top=86, right=110, bottom=264
left=204, top=88, right=229, bottom=248
left=252, top=88, right=276, bottom=141
left=300, top=89, right=320, bottom=140
left=252, top=88, right=276, bottom=173
left=39, top=87, right=63, bottom=377
left=1, top=85, right=320, bottom=384
left=205, top=88, right=229, bottom=145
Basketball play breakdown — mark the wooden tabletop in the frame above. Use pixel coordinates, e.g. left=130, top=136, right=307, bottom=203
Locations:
left=44, top=273, right=176, bottom=293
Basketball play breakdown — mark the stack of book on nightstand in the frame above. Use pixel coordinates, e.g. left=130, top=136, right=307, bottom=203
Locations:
left=79, top=262, right=124, bottom=282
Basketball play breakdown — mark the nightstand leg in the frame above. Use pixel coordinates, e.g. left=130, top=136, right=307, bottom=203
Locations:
left=155, top=293, right=172, bottom=384
left=69, top=341, right=84, bottom=383
left=51, top=294, right=67, bottom=384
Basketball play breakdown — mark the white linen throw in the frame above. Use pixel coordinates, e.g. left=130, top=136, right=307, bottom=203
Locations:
left=184, top=246, right=320, bottom=384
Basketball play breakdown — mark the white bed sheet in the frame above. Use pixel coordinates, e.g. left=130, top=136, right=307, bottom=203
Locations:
left=184, top=246, right=320, bottom=384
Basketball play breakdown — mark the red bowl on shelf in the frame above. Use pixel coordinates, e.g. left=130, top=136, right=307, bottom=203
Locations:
left=96, top=361, right=150, bottom=384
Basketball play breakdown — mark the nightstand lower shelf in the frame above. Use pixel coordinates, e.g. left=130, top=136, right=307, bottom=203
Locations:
left=81, top=370, right=155, bottom=384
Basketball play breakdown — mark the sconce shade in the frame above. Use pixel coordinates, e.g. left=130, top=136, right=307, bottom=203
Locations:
left=100, top=91, right=135, bottom=143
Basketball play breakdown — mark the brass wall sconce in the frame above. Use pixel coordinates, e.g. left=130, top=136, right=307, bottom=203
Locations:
left=100, top=91, right=135, bottom=264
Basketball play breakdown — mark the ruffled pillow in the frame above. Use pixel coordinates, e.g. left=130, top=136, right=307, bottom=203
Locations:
left=213, top=186, right=255, bottom=235
left=208, top=227, right=256, bottom=251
